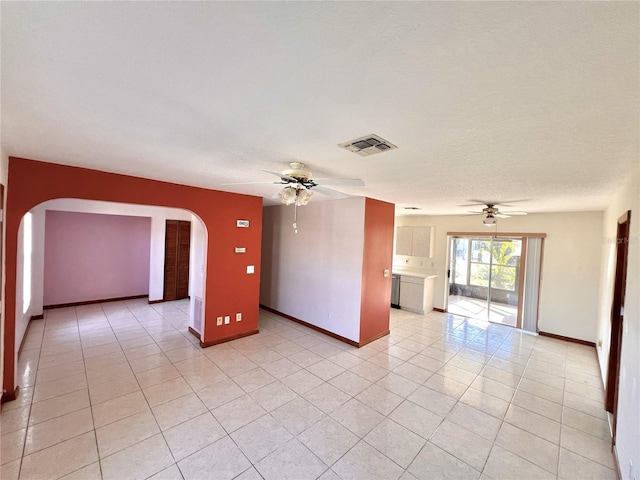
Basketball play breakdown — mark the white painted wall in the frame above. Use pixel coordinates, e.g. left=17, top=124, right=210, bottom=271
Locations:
left=261, top=197, right=366, bottom=342
left=189, top=215, right=207, bottom=337
left=596, top=170, right=639, bottom=480
left=15, top=204, right=45, bottom=351
left=396, top=211, right=603, bottom=342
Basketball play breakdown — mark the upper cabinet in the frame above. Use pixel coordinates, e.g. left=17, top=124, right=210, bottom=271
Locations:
left=395, top=226, right=434, bottom=257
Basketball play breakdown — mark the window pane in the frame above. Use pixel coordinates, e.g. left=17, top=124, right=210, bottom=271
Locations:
left=491, top=265, right=516, bottom=291
left=492, top=240, right=522, bottom=266
left=452, top=238, right=468, bottom=285
left=471, top=240, right=491, bottom=264
left=470, top=263, right=490, bottom=287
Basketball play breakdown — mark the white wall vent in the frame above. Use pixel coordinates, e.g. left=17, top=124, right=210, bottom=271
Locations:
left=339, top=134, right=398, bottom=156
left=192, top=296, right=203, bottom=334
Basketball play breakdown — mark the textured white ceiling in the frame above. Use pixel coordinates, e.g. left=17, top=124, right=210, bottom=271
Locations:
left=1, top=2, right=638, bottom=215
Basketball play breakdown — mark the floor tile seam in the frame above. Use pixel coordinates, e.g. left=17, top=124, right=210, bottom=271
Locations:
left=426, top=436, right=485, bottom=477
left=559, top=421, right=616, bottom=453
left=102, top=337, right=183, bottom=476
left=108, top=301, right=180, bottom=460
left=16, top=313, right=49, bottom=480
left=556, top=444, right=618, bottom=473
left=145, top=383, right=195, bottom=410
left=489, top=340, right=563, bottom=477
left=27, top=394, right=91, bottom=429
left=92, top=402, right=153, bottom=431
left=560, top=405, right=611, bottom=432
left=192, top=376, right=246, bottom=415
left=492, top=432, right=563, bottom=477
left=556, top=373, right=567, bottom=480
left=514, top=386, right=564, bottom=407
left=68, top=305, right=104, bottom=477
left=358, top=424, right=423, bottom=472
left=499, top=414, right=561, bottom=446
left=96, top=422, right=162, bottom=461
left=24, top=419, right=96, bottom=459
left=222, top=413, right=275, bottom=467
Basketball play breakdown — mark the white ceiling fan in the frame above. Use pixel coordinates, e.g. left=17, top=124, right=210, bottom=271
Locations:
left=462, top=200, right=528, bottom=226
left=225, top=162, right=365, bottom=233
left=225, top=162, right=365, bottom=203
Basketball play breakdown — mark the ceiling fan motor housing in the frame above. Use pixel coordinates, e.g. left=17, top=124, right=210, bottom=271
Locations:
left=483, top=205, right=499, bottom=215
left=282, top=162, right=312, bottom=180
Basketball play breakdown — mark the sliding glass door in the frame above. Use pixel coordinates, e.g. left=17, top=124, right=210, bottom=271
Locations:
left=448, top=236, right=522, bottom=327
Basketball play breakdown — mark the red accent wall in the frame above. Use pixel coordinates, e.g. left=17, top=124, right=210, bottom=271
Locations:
left=44, top=211, right=151, bottom=306
left=359, top=197, right=395, bottom=344
left=4, top=158, right=263, bottom=395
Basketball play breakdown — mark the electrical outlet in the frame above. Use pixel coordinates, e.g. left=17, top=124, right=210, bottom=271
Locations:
left=216, top=316, right=223, bottom=326
left=236, top=313, right=242, bottom=322
left=224, top=316, right=230, bottom=325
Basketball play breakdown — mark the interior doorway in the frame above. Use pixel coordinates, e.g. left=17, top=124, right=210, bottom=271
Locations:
left=448, top=235, right=523, bottom=327
left=163, top=220, right=191, bottom=301
left=605, top=210, right=631, bottom=445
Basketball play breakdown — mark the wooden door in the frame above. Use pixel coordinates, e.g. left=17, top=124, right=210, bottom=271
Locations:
left=163, top=220, right=191, bottom=301
left=605, top=210, right=631, bottom=445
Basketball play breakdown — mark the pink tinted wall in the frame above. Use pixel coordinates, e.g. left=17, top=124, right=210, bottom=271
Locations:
left=44, top=210, right=152, bottom=306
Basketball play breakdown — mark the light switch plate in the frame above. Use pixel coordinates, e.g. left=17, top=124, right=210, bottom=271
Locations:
left=236, top=313, right=242, bottom=322
left=216, top=317, right=222, bottom=326
left=247, top=265, right=254, bottom=274
left=224, top=316, right=230, bottom=325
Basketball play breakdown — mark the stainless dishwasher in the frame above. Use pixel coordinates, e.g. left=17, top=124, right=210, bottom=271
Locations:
left=391, top=274, right=401, bottom=308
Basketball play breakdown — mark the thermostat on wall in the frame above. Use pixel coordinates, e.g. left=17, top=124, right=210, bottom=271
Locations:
left=237, top=220, right=249, bottom=227
left=235, top=247, right=246, bottom=253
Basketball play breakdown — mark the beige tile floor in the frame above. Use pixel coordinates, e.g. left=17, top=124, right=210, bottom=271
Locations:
left=448, top=295, right=518, bottom=327
left=1, top=299, right=617, bottom=480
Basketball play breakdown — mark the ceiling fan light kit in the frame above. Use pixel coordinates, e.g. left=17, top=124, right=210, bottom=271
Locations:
left=226, top=161, right=365, bottom=233
left=277, top=185, right=313, bottom=207
left=483, top=215, right=497, bottom=226
left=258, top=162, right=364, bottom=233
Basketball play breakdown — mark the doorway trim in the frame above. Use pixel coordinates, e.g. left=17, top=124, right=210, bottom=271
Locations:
left=605, top=210, right=631, bottom=445
left=446, top=231, right=547, bottom=329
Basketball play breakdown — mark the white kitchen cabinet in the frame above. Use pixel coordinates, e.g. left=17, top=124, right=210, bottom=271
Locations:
left=399, top=275, right=435, bottom=314
left=395, top=226, right=434, bottom=258
left=395, top=226, right=413, bottom=255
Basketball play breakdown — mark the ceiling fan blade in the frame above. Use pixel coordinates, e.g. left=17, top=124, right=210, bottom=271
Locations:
left=459, top=199, right=492, bottom=207
left=467, top=211, right=484, bottom=214
left=313, top=178, right=365, bottom=187
left=460, top=199, right=530, bottom=207
left=261, top=169, right=299, bottom=183
left=501, top=211, right=527, bottom=215
left=221, top=181, right=281, bottom=186
left=312, top=185, right=350, bottom=199
left=495, top=213, right=511, bottom=219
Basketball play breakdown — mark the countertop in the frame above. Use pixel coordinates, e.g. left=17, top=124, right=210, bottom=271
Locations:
left=392, top=267, right=438, bottom=279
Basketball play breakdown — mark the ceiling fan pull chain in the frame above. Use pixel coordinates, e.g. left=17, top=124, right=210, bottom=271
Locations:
left=293, top=201, right=298, bottom=234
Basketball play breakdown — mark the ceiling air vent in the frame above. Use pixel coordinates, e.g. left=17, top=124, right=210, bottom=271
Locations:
left=339, top=134, right=398, bottom=156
